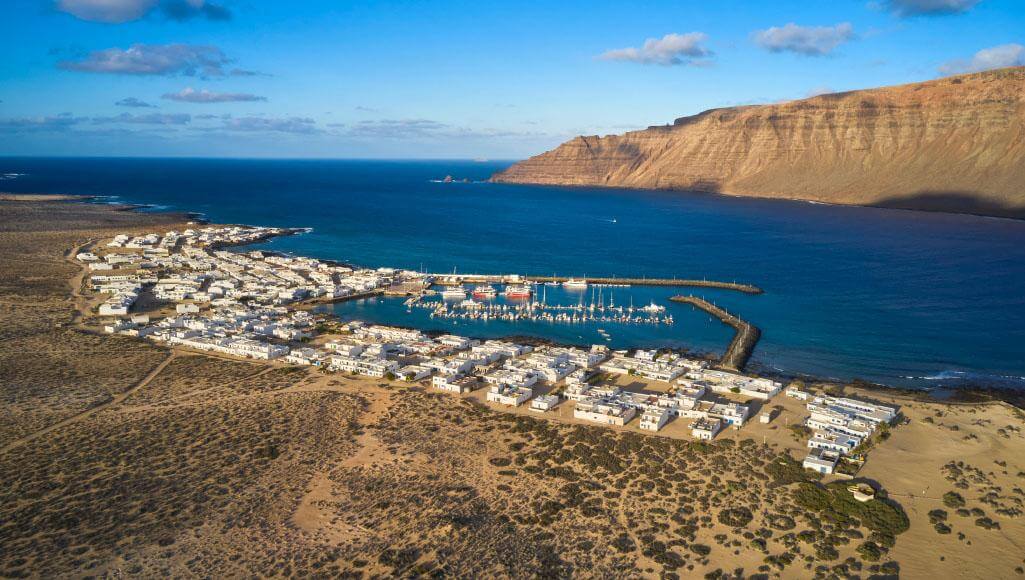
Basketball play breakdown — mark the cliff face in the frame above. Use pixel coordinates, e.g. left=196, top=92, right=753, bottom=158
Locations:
left=492, top=67, right=1025, bottom=218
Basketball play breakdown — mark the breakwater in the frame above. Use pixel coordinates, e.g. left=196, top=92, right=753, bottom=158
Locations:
left=432, top=274, right=762, bottom=294
left=669, top=295, right=761, bottom=371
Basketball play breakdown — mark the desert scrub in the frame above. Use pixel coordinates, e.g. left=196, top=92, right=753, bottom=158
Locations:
left=793, top=482, right=910, bottom=538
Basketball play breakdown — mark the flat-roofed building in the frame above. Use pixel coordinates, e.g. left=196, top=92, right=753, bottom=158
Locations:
left=803, top=448, right=840, bottom=474
left=530, top=394, right=559, bottom=413
left=486, top=384, right=532, bottom=406
left=690, top=417, right=722, bottom=440
left=574, top=398, right=635, bottom=427
left=639, top=407, right=670, bottom=432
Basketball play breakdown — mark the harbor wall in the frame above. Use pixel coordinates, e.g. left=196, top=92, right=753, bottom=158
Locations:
left=669, top=295, right=761, bottom=371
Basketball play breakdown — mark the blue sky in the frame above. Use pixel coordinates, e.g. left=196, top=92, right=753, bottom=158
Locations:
left=1, top=0, right=1022, bottom=158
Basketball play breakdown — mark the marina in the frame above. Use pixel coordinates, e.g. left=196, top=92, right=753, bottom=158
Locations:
left=406, top=283, right=675, bottom=328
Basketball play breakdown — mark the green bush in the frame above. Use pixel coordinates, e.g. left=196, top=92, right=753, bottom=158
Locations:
left=718, top=507, right=754, bottom=528
left=690, top=543, right=712, bottom=557
left=793, top=482, right=909, bottom=537
left=942, top=491, right=966, bottom=509
left=975, top=517, right=1000, bottom=530
left=856, top=541, right=881, bottom=562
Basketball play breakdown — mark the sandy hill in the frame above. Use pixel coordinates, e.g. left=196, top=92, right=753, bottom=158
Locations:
left=492, top=67, right=1025, bottom=218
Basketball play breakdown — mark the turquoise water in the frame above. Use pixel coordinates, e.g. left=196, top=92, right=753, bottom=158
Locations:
left=3, top=157, right=1024, bottom=390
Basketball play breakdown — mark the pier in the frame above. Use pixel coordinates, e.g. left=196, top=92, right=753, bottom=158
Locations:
left=669, top=295, right=761, bottom=372
left=431, top=274, right=762, bottom=294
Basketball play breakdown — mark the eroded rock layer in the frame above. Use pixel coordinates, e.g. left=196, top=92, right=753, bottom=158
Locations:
left=492, top=67, right=1025, bottom=218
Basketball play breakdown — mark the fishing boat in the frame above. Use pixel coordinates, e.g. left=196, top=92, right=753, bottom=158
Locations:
left=503, top=284, right=532, bottom=298
left=472, top=284, right=497, bottom=298
left=564, top=278, right=588, bottom=290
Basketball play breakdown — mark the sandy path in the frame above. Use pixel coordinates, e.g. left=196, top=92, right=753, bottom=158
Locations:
left=290, top=384, right=393, bottom=543
left=64, top=238, right=96, bottom=325
left=339, top=388, right=392, bottom=468
left=0, top=351, right=177, bottom=455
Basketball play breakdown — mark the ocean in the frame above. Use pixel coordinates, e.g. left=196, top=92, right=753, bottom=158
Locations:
left=3, top=157, right=1024, bottom=391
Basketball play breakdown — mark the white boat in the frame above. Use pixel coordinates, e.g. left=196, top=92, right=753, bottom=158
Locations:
left=441, top=287, right=467, bottom=300
left=472, top=284, right=497, bottom=298
left=641, top=301, right=665, bottom=313
left=503, top=284, right=532, bottom=298
left=563, top=278, right=588, bottom=289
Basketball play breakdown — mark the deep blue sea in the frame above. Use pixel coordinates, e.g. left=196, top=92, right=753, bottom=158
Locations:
left=3, top=157, right=1025, bottom=391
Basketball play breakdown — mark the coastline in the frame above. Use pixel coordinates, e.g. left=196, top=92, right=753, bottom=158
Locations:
left=23, top=194, right=1025, bottom=409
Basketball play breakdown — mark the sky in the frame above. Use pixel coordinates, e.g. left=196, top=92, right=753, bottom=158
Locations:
left=1, top=0, right=1023, bottom=159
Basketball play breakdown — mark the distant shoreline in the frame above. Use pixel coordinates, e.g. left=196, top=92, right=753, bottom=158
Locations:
left=0, top=193, right=96, bottom=202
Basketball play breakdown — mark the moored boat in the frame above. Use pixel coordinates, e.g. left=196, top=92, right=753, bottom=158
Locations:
left=503, top=284, right=532, bottom=298
left=564, top=278, right=588, bottom=289
left=441, top=287, right=467, bottom=300
left=472, top=284, right=497, bottom=298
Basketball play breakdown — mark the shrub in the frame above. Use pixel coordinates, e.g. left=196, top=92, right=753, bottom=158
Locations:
left=975, top=517, right=1000, bottom=530
left=942, top=492, right=966, bottom=509
left=856, top=541, right=881, bottom=562
left=768, top=514, right=796, bottom=531
left=612, top=534, right=635, bottom=553
left=690, top=544, right=712, bottom=557
left=815, top=544, right=839, bottom=561
left=927, top=509, right=948, bottom=524
left=718, top=507, right=754, bottom=528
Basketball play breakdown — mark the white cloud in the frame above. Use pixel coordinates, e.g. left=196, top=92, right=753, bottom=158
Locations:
left=938, top=44, right=1025, bottom=75
left=598, top=33, right=712, bottom=66
left=0, top=113, right=85, bottom=132
left=753, top=23, right=855, bottom=56
left=58, top=44, right=233, bottom=77
left=92, top=112, right=191, bottom=125
left=882, top=0, right=979, bottom=17
left=56, top=0, right=155, bottom=23
left=55, top=0, right=230, bottom=23
left=115, top=97, right=155, bottom=108
left=163, top=87, right=267, bottom=103
left=220, top=117, right=320, bottom=134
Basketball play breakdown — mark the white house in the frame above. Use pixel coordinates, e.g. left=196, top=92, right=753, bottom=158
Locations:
left=639, top=407, right=670, bottom=432
left=486, top=384, right=532, bottom=406
left=803, top=448, right=840, bottom=475
left=529, top=394, right=559, bottom=413
left=691, top=417, right=722, bottom=440
left=573, top=398, right=635, bottom=427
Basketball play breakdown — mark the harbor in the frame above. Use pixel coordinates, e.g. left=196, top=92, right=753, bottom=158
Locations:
left=323, top=271, right=762, bottom=354
left=405, top=282, right=674, bottom=329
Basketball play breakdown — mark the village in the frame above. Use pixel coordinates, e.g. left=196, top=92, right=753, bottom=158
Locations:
left=81, top=224, right=899, bottom=477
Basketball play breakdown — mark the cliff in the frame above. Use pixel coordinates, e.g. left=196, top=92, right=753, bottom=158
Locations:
left=491, top=67, right=1025, bottom=218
